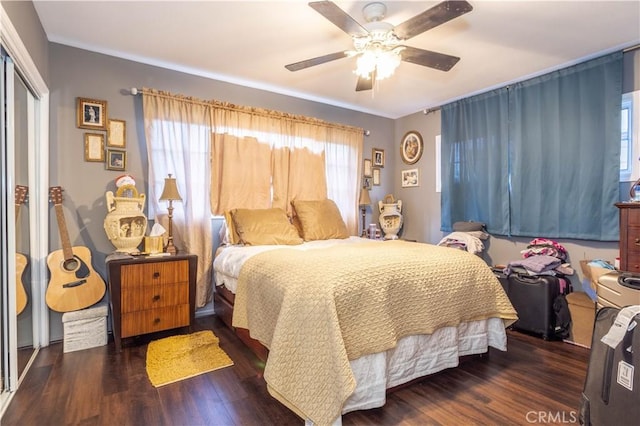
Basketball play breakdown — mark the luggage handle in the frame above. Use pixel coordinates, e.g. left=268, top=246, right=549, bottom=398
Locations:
left=512, top=273, right=543, bottom=284
left=618, top=273, right=640, bottom=290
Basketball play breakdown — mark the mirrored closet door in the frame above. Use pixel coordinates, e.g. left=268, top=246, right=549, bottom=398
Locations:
left=1, top=8, right=49, bottom=414
left=1, top=46, right=40, bottom=408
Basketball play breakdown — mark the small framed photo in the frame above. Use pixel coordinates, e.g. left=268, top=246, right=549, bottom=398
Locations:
left=401, top=131, right=424, bottom=165
left=107, top=119, right=126, bottom=148
left=77, top=97, right=107, bottom=130
left=363, top=177, right=372, bottom=190
left=372, top=148, right=385, bottom=167
left=106, top=149, right=126, bottom=171
left=401, top=169, right=419, bottom=188
left=373, top=168, right=381, bottom=186
left=363, top=158, right=373, bottom=177
left=84, top=133, right=105, bottom=162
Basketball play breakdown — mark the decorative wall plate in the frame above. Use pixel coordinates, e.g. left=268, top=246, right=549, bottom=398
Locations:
left=400, top=131, right=424, bottom=165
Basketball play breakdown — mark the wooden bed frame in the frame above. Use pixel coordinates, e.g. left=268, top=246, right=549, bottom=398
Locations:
left=213, top=284, right=269, bottom=362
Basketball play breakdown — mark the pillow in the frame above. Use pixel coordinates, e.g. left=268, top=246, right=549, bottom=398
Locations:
left=452, top=221, right=486, bottom=232
left=291, top=199, right=349, bottom=241
left=230, top=208, right=303, bottom=246
left=223, top=210, right=241, bottom=245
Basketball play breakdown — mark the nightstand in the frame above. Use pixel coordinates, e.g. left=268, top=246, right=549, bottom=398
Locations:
left=616, top=202, right=640, bottom=272
left=106, top=253, right=197, bottom=352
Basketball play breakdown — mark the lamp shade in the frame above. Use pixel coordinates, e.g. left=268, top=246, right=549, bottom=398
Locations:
left=359, top=188, right=371, bottom=206
left=159, top=174, right=182, bottom=201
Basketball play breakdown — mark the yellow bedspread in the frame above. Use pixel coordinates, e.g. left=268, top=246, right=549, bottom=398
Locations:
left=232, top=240, right=517, bottom=425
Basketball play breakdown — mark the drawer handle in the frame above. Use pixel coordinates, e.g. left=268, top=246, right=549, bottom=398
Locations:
left=153, top=318, right=160, bottom=324
left=152, top=294, right=161, bottom=302
left=153, top=272, right=160, bottom=279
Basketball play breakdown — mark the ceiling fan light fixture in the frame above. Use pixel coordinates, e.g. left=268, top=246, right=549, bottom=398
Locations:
left=289, top=1, right=472, bottom=91
left=355, top=48, right=402, bottom=81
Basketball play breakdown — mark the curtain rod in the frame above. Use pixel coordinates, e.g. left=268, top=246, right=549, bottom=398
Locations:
left=623, top=44, right=640, bottom=53
left=127, top=87, right=369, bottom=135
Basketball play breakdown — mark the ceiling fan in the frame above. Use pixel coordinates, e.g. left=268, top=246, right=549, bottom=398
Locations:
left=285, top=1, right=473, bottom=91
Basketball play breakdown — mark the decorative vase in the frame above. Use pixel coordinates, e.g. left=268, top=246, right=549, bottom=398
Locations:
left=378, top=195, right=403, bottom=240
left=104, top=190, right=147, bottom=253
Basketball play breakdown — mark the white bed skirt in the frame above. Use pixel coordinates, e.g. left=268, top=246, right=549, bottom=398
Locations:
left=305, top=317, right=507, bottom=426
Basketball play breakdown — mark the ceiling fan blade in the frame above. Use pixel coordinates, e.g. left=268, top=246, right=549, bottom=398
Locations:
left=285, top=51, right=349, bottom=72
left=355, top=76, right=373, bottom=92
left=309, top=1, right=369, bottom=37
left=393, top=0, right=473, bottom=40
left=400, top=46, right=460, bottom=71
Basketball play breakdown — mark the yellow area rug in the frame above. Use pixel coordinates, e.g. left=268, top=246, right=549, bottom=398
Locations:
left=146, top=330, right=234, bottom=387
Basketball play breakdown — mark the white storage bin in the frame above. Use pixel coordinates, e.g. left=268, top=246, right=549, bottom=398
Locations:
left=61, top=302, right=108, bottom=353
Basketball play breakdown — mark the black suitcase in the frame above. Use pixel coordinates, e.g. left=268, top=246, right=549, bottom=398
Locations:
left=579, top=305, right=640, bottom=425
left=491, top=267, right=509, bottom=293
left=505, top=273, right=566, bottom=340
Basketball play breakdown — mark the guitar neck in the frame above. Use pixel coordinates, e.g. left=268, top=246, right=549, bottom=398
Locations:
left=15, top=184, right=28, bottom=225
left=54, top=203, right=74, bottom=261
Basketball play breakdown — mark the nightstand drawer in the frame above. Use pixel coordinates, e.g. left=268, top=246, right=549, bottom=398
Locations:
left=121, top=282, right=189, bottom=313
left=624, top=253, right=640, bottom=272
left=626, top=208, right=640, bottom=226
left=120, top=259, right=189, bottom=287
left=625, top=226, right=640, bottom=251
left=121, top=304, right=190, bottom=337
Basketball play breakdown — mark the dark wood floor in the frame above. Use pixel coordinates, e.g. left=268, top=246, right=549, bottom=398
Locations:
left=2, top=315, right=590, bottom=426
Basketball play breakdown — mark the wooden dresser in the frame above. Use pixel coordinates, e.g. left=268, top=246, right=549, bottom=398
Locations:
left=616, top=202, right=640, bottom=273
left=106, top=253, right=197, bottom=352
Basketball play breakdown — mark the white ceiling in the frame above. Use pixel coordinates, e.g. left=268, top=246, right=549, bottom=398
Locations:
left=33, top=1, right=640, bottom=119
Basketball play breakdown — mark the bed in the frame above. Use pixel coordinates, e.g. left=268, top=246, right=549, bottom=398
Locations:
left=213, top=202, right=517, bottom=426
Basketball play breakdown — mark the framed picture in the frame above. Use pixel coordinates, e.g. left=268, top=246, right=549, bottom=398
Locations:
left=400, top=131, right=424, bottom=165
left=84, top=133, right=105, bottom=162
left=373, top=168, right=381, bottom=186
left=363, top=158, right=373, bottom=177
left=106, top=149, right=126, bottom=171
left=401, top=168, right=419, bottom=187
left=372, top=148, right=385, bottom=167
left=107, top=119, right=126, bottom=148
left=363, top=177, right=372, bottom=190
left=77, top=97, right=107, bottom=130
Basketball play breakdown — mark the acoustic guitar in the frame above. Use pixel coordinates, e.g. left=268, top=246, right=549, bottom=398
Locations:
left=15, top=185, right=29, bottom=315
left=46, top=186, right=106, bottom=312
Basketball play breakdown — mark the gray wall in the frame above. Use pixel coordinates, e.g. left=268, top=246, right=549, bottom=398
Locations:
left=1, top=0, right=49, bottom=84
left=47, top=43, right=395, bottom=340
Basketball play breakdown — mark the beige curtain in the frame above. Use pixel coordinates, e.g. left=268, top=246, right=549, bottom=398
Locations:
left=142, top=89, right=213, bottom=308
left=210, top=134, right=272, bottom=214
left=210, top=103, right=363, bottom=232
left=272, top=147, right=327, bottom=214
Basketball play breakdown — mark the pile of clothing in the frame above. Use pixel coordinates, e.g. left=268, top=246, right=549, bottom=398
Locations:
left=505, top=238, right=574, bottom=293
left=437, top=221, right=489, bottom=256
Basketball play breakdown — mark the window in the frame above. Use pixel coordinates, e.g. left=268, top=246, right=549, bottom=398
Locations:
left=620, top=91, right=639, bottom=182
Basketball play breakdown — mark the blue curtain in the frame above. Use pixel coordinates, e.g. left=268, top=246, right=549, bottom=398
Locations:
left=441, top=88, right=510, bottom=234
left=510, top=52, right=622, bottom=240
left=441, top=52, right=622, bottom=241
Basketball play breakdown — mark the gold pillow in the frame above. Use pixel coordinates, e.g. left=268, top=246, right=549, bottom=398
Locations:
left=231, top=208, right=303, bottom=246
left=291, top=199, right=349, bottom=241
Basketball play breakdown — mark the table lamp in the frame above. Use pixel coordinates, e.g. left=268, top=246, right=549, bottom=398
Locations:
left=358, top=188, right=371, bottom=238
left=159, top=174, right=182, bottom=254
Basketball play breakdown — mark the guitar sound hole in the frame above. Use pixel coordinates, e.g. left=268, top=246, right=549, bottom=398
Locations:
left=63, top=258, right=79, bottom=272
